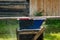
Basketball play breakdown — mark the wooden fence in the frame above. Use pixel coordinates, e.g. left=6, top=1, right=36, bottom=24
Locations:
left=30, top=0, right=60, bottom=16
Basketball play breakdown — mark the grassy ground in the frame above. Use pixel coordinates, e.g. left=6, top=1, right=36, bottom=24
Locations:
left=0, top=19, right=18, bottom=40
left=0, top=19, right=60, bottom=40
left=44, top=18, right=60, bottom=40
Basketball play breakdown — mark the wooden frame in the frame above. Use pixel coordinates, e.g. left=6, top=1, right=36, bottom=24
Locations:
left=16, top=26, right=45, bottom=40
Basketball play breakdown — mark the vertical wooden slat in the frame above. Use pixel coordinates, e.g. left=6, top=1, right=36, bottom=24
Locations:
left=57, top=0, right=59, bottom=16
left=51, top=0, right=53, bottom=16
left=46, top=0, right=47, bottom=16
left=37, top=0, right=41, bottom=11
left=43, top=0, right=47, bottom=16
left=45, top=0, right=53, bottom=16
left=52, top=0, right=55, bottom=16
left=30, top=0, right=35, bottom=16
left=45, top=0, right=49, bottom=16
left=42, top=0, right=60, bottom=16
left=41, top=0, right=44, bottom=15
left=58, top=0, right=60, bottom=16
left=55, top=0, right=57, bottom=16
left=50, top=0, right=53, bottom=16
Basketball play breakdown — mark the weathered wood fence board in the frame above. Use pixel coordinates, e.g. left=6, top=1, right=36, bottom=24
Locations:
left=30, top=0, right=60, bottom=16
left=42, top=0, right=60, bottom=16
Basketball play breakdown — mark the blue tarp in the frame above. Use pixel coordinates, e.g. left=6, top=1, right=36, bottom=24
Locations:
left=19, top=20, right=44, bottom=29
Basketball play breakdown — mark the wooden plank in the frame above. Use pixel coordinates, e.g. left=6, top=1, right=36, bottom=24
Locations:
left=0, top=16, right=60, bottom=19
left=0, top=0, right=26, bottom=1
left=37, top=0, right=41, bottom=11
left=0, top=5, right=26, bottom=9
left=33, top=27, right=45, bottom=40
left=43, top=0, right=47, bottom=16
left=18, top=32, right=37, bottom=34
left=30, top=0, right=36, bottom=16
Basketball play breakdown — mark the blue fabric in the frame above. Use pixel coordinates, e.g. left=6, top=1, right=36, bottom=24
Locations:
left=19, top=20, right=44, bottom=29
left=26, top=20, right=44, bottom=29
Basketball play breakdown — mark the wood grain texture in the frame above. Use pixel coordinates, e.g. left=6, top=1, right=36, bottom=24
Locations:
left=37, top=0, right=41, bottom=11
left=33, top=27, right=45, bottom=40
left=30, top=0, right=60, bottom=16
left=42, top=0, right=60, bottom=16
left=0, top=0, right=26, bottom=1
left=0, top=5, right=26, bottom=9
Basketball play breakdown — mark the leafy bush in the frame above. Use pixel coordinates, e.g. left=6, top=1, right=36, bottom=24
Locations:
left=0, top=19, right=18, bottom=34
left=45, top=18, right=60, bottom=25
left=45, top=18, right=60, bottom=33
left=34, top=11, right=43, bottom=16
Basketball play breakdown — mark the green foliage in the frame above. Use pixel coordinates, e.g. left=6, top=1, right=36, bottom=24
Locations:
left=45, top=18, right=60, bottom=33
left=45, top=18, right=60, bottom=28
left=0, top=20, right=18, bottom=34
left=34, top=11, right=43, bottom=16
left=0, top=19, right=18, bottom=38
left=45, top=18, right=60, bottom=25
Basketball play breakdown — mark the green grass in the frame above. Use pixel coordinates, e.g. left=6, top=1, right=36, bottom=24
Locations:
left=0, top=19, right=18, bottom=40
left=44, top=18, right=60, bottom=40
left=0, top=19, right=60, bottom=40
left=44, top=33, right=60, bottom=40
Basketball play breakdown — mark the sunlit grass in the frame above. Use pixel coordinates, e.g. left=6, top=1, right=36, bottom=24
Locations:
left=0, top=38, right=17, bottom=40
left=50, top=33, right=60, bottom=40
left=0, top=34, right=17, bottom=40
left=44, top=33, right=60, bottom=40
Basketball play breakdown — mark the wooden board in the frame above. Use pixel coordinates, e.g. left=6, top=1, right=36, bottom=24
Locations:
left=33, top=27, right=45, bottom=40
